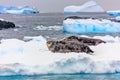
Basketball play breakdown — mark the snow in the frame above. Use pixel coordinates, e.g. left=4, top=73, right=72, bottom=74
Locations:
left=0, top=35, right=120, bottom=75
left=63, top=18, right=120, bottom=33
left=64, top=1, right=105, bottom=13
left=0, top=5, right=39, bottom=14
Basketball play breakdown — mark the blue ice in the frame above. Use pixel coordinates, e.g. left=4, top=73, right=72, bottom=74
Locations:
left=0, top=5, right=39, bottom=14
left=63, top=19, right=120, bottom=33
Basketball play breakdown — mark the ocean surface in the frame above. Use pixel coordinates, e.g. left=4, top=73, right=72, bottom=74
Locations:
left=0, top=13, right=120, bottom=80
left=1, top=74, right=120, bottom=80
left=0, top=12, right=117, bottom=40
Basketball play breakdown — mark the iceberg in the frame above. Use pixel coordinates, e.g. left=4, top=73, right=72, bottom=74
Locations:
left=64, top=1, right=105, bottom=13
left=107, top=10, right=120, bottom=16
left=0, top=5, right=39, bottom=14
left=63, top=18, right=120, bottom=33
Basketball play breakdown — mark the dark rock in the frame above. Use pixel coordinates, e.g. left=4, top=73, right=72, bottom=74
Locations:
left=0, top=20, right=15, bottom=30
left=64, top=16, right=90, bottom=20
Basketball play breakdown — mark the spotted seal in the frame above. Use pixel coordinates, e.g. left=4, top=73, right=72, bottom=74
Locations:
left=63, top=36, right=106, bottom=46
left=47, top=40, right=94, bottom=54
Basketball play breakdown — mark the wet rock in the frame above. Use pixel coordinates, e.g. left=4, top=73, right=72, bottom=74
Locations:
left=64, top=16, right=90, bottom=20
left=0, top=20, right=15, bottom=30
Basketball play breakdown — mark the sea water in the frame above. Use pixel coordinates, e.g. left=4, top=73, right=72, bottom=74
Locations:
left=0, top=74, right=120, bottom=80
left=0, top=13, right=120, bottom=80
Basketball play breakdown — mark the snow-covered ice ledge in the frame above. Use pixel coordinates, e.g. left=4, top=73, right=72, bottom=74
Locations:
left=63, top=18, right=120, bottom=33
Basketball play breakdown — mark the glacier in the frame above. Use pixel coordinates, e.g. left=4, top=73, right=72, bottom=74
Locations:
left=64, top=1, right=105, bottom=13
left=0, top=5, right=39, bottom=14
left=0, top=35, right=120, bottom=75
left=63, top=18, right=120, bottom=33
left=107, top=10, right=120, bottom=16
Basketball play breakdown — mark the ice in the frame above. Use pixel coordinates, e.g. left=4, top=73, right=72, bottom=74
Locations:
left=0, top=5, right=39, bottom=14
left=107, top=10, right=120, bottom=16
left=0, top=35, right=120, bottom=75
left=116, top=16, right=120, bottom=20
left=33, top=25, right=62, bottom=31
left=63, top=18, right=120, bottom=33
left=64, top=1, right=105, bottom=13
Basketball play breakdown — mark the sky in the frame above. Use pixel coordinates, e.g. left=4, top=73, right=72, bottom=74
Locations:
left=0, top=0, right=120, bottom=13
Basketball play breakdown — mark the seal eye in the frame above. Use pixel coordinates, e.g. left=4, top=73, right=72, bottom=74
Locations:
left=47, top=41, right=53, bottom=48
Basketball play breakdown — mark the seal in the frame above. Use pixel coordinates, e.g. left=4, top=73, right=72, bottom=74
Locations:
left=63, top=36, right=106, bottom=46
left=47, top=40, right=94, bottom=54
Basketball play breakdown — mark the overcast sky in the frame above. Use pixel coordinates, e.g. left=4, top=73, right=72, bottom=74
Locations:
left=0, top=0, right=120, bottom=13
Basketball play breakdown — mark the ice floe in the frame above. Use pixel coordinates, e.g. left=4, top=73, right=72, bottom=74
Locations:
left=0, top=35, right=120, bottom=75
